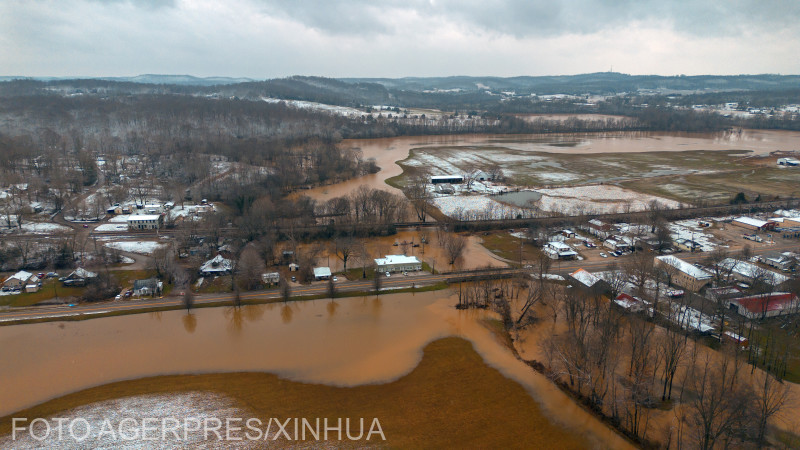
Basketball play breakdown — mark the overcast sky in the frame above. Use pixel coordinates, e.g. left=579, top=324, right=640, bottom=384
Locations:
left=2, top=0, right=799, bottom=79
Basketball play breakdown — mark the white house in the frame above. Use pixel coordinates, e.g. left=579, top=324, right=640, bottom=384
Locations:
left=3, top=270, right=33, bottom=290
left=313, top=267, right=332, bottom=280
left=262, top=272, right=280, bottom=285
left=544, top=241, right=578, bottom=260
left=127, top=214, right=163, bottom=230
left=603, top=235, right=633, bottom=252
left=374, top=255, right=422, bottom=273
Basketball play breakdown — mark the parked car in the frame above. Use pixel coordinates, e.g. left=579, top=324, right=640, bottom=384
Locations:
left=332, top=276, right=338, bottom=282
left=115, top=295, right=122, bottom=301
left=291, top=276, right=297, bottom=282
left=385, top=272, right=391, bottom=277
left=37, top=273, right=45, bottom=279
left=46, top=272, right=58, bottom=278
left=599, top=252, right=608, bottom=258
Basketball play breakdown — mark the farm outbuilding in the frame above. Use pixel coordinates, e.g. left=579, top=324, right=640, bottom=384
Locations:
left=731, top=216, right=774, bottom=231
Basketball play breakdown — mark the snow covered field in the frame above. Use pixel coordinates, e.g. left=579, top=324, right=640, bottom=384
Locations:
left=18, top=222, right=71, bottom=234
left=432, top=195, right=526, bottom=220
left=535, top=185, right=681, bottom=215
left=262, top=97, right=365, bottom=116
left=95, top=223, right=128, bottom=232
left=431, top=184, right=680, bottom=220
left=105, top=241, right=165, bottom=255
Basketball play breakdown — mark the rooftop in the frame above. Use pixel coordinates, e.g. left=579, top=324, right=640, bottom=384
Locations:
left=313, top=267, right=332, bottom=278
left=570, top=268, right=600, bottom=287
left=375, top=255, right=421, bottom=265
left=733, top=216, right=768, bottom=228
left=718, top=258, right=789, bottom=285
left=655, top=255, right=712, bottom=280
left=731, top=293, right=798, bottom=315
left=128, top=214, right=162, bottom=221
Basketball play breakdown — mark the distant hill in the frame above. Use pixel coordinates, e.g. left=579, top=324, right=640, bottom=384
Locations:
left=2, top=73, right=799, bottom=112
left=0, top=74, right=254, bottom=86
left=341, top=73, right=800, bottom=95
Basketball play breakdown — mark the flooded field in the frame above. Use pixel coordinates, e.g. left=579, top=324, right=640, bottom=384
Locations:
left=0, top=291, right=632, bottom=448
left=299, top=129, right=800, bottom=203
left=300, top=229, right=507, bottom=274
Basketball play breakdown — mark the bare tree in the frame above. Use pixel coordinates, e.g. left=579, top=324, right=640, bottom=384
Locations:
left=403, top=172, right=430, bottom=222
left=279, top=278, right=291, bottom=303
left=237, top=246, right=265, bottom=291
left=687, top=353, right=753, bottom=450
left=182, top=288, right=195, bottom=312
left=441, top=233, right=468, bottom=265
left=334, top=236, right=355, bottom=272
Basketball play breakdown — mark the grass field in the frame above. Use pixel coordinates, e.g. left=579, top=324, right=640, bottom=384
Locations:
left=393, top=145, right=800, bottom=205
left=0, top=270, right=157, bottom=308
left=0, top=337, right=587, bottom=448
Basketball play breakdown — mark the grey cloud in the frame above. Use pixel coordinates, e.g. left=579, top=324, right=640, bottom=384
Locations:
left=252, top=0, right=800, bottom=39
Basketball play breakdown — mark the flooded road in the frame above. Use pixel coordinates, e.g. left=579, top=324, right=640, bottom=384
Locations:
left=0, top=291, right=631, bottom=448
left=300, top=129, right=800, bottom=202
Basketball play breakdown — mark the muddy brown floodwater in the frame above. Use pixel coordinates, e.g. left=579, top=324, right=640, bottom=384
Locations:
left=0, top=291, right=632, bottom=448
left=298, top=129, right=800, bottom=203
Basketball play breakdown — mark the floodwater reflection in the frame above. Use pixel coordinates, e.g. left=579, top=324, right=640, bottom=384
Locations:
left=0, top=291, right=631, bottom=448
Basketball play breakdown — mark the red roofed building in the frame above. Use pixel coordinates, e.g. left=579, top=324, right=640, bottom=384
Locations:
left=727, top=292, right=799, bottom=319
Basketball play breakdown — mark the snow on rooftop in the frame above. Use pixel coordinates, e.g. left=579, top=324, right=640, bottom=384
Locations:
left=570, top=268, right=600, bottom=287
left=200, top=254, right=232, bottom=273
left=656, top=255, right=712, bottom=280
left=313, top=267, right=332, bottom=278
left=733, top=216, right=768, bottom=228
left=375, top=255, right=421, bottom=265
left=6, top=271, right=33, bottom=283
left=128, top=214, right=162, bottom=221
left=718, top=258, right=789, bottom=285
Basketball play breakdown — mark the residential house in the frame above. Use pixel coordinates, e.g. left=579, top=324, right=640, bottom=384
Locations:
left=758, top=251, right=797, bottom=271
left=2, top=271, right=33, bottom=290
left=374, top=255, right=423, bottom=273
left=62, top=268, right=98, bottom=287
left=199, top=254, right=233, bottom=276
left=544, top=241, right=578, bottom=260
left=313, top=267, right=332, bottom=280
left=133, top=278, right=163, bottom=297
left=613, top=293, right=650, bottom=314
left=586, top=219, right=613, bottom=239
left=261, top=272, right=280, bottom=285
left=654, top=255, right=713, bottom=292
left=603, top=235, right=633, bottom=252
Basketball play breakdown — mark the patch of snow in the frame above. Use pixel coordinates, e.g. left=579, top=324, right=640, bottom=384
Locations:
left=105, top=241, right=165, bottom=255
left=94, top=223, right=129, bottom=232
left=19, top=222, right=71, bottom=234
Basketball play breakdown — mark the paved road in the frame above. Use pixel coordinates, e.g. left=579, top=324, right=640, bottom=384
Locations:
left=1, top=241, right=796, bottom=325
left=0, top=272, right=453, bottom=324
